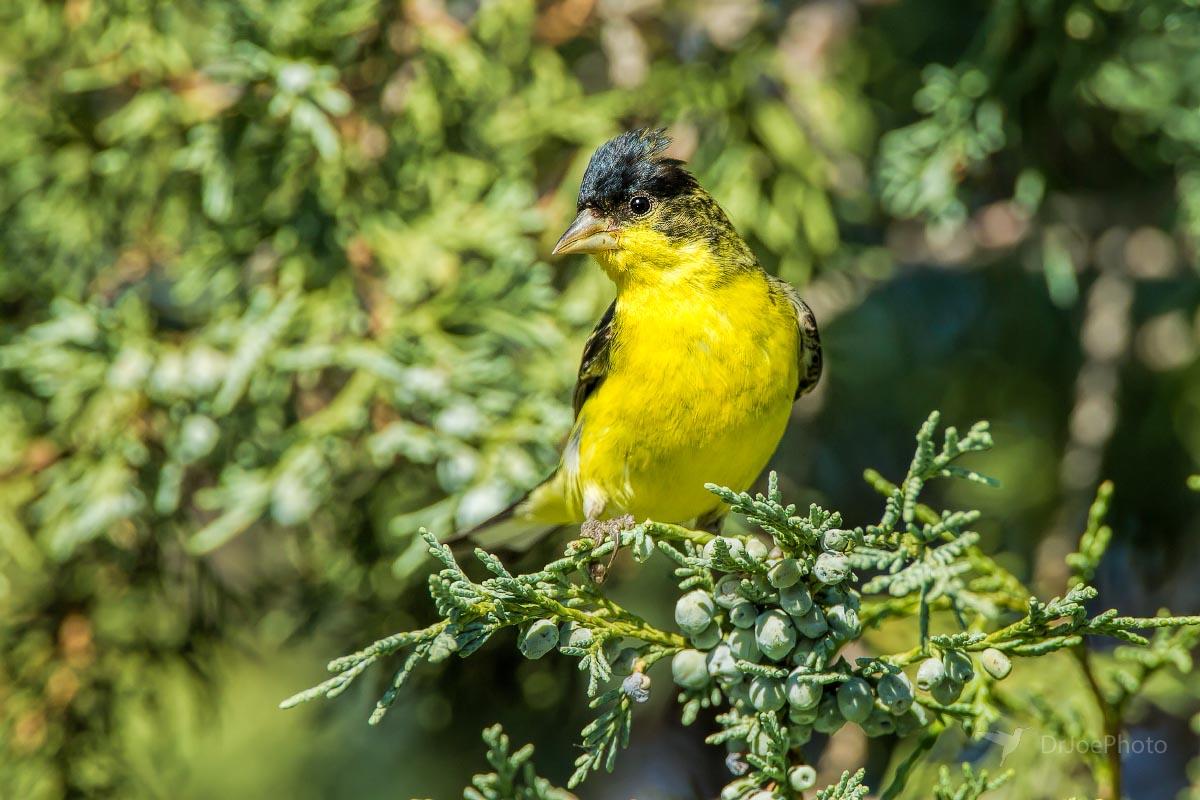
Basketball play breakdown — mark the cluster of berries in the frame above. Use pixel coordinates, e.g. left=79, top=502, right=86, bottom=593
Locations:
left=661, top=533, right=1011, bottom=795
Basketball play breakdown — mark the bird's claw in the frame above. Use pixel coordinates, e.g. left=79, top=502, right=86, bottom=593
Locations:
left=580, top=515, right=635, bottom=584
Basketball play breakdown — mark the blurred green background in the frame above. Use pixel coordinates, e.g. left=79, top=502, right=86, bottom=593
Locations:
left=2, top=0, right=1200, bottom=797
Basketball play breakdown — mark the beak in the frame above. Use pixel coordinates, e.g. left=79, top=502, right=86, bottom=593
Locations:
left=552, top=208, right=619, bottom=256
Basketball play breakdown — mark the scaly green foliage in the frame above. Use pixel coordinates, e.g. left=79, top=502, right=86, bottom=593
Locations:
left=460, top=725, right=575, bottom=800
left=0, top=2, right=872, bottom=794
left=285, top=414, right=1200, bottom=798
left=5, top=0, right=1200, bottom=796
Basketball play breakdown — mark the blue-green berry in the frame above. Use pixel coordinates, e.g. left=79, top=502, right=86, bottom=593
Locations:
left=706, top=643, right=741, bottom=683
left=741, top=573, right=772, bottom=601
left=744, top=537, right=770, bottom=561
left=812, top=694, right=845, bottom=734
left=778, top=584, right=814, bottom=617
left=704, top=536, right=745, bottom=562
left=819, top=586, right=860, bottom=611
left=714, top=574, right=743, bottom=609
left=836, top=676, right=874, bottom=722
left=566, top=626, right=593, bottom=650
left=944, top=650, right=975, bottom=684
left=785, top=668, right=823, bottom=709
left=789, top=704, right=819, bottom=725
left=671, top=649, right=710, bottom=690
left=788, top=765, right=817, bottom=791
left=748, top=728, right=773, bottom=757
left=930, top=677, right=964, bottom=705
left=916, top=657, right=946, bottom=690
left=813, top=552, right=851, bottom=584
left=877, top=672, right=914, bottom=715
left=726, top=628, right=760, bottom=662
left=792, top=605, right=828, bottom=639
left=749, top=676, right=786, bottom=712
left=519, top=619, right=559, bottom=659
left=981, top=648, right=1012, bottom=680
left=726, top=679, right=752, bottom=709
left=767, top=558, right=803, bottom=589
left=558, top=621, right=593, bottom=652
left=826, top=604, right=861, bottom=639
left=821, top=528, right=852, bottom=552
left=755, top=610, right=797, bottom=661
left=728, top=600, right=758, bottom=629
left=861, top=708, right=897, bottom=737
left=675, top=590, right=716, bottom=635
left=789, top=637, right=818, bottom=668
left=690, top=621, right=722, bottom=650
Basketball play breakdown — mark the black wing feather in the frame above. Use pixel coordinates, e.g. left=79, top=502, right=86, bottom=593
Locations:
left=767, top=276, right=822, bottom=399
left=572, top=300, right=616, bottom=418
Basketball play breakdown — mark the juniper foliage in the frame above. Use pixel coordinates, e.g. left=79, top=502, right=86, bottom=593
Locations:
left=285, top=413, right=1200, bottom=798
left=459, top=725, right=575, bottom=800
left=4, top=0, right=1200, bottom=796
left=0, top=2, right=872, bottom=789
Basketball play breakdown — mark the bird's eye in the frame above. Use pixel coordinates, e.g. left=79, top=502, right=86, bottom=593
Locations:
left=629, top=195, right=651, bottom=216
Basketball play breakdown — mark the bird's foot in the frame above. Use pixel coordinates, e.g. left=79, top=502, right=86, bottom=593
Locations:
left=580, top=514, right=635, bottom=584
left=578, top=518, right=604, bottom=544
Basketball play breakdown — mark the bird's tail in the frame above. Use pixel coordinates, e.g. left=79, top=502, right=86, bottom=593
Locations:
left=444, top=475, right=572, bottom=553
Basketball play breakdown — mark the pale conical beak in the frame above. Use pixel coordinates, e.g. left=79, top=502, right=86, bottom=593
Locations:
left=552, top=208, right=619, bottom=256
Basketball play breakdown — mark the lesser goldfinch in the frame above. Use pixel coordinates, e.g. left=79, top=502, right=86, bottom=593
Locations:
left=461, top=128, right=821, bottom=550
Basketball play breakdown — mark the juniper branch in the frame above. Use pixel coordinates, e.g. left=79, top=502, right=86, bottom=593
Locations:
left=283, top=413, right=1200, bottom=800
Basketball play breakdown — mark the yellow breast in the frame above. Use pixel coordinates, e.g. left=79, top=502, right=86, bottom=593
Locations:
left=566, top=269, right=799, bottom=523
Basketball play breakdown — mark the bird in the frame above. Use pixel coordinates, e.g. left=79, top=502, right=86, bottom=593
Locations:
left=455, top=128, right=821, bottom=555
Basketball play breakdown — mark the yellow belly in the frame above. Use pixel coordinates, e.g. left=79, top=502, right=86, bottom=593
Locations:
left=559, top=272, right=799, bottom=524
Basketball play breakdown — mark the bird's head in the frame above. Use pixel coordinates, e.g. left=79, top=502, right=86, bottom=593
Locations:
left=552, top=128, right=754, bottom=286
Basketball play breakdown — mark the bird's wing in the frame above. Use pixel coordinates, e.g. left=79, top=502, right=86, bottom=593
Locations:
left=768, top=276, right=823, bottom=399
left=444, top=303, right=619, bottom=551
left=443, top=303, right=617, bottom=550
left=572, top=299, right=616, bottom=418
